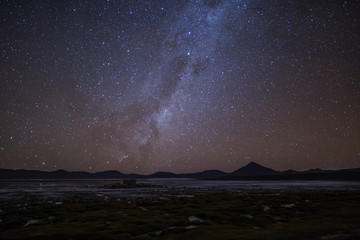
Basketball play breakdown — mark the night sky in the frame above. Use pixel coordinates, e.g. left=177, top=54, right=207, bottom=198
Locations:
left=1, top=0, right=359, bottom=174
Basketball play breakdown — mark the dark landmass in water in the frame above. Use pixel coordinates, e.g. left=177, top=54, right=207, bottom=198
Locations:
left=1, top=162, right=359, bottom=181
left=103, top=182, right=164, bottom=189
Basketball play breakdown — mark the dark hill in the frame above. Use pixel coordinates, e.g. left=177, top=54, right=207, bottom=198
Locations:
left=231, top=161, right=279, bottom=176
left=94, top=170, right=125, bottom=178
left=0, top=169, right=92, bottom=179
left=147, top=171, right=178, bottom=178
left=183, top=170, right=227, bottom=179
left=0, top=162, right=359, bottom=181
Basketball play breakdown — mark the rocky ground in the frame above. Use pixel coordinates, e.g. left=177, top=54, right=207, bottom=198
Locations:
left=0, top=187, right=359, bottom=240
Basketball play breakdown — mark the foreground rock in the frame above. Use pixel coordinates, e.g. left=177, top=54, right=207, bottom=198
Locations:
left=0, top=189, right=359, bottom=239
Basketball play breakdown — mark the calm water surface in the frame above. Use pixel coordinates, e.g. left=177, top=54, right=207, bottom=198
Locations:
left=0, top=179, right=359, bottom=200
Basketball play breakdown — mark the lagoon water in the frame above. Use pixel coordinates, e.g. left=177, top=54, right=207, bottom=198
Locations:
left=1, top=179, right=359, bottom=201
left=1, top=179, right=359, bottom=240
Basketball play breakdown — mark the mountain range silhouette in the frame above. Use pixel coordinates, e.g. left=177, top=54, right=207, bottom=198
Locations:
left=1, top=161, right=359, bottom=181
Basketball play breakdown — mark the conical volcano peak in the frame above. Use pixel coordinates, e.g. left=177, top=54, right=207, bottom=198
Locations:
left=232, top=161, right=278, bottom=176
left=245, top=161, right=262, bottom=167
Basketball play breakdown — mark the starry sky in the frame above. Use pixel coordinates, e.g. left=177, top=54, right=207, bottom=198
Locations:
left=1, top=0, right=359, bottom=174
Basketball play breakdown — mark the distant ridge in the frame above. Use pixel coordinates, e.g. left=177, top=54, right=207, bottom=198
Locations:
left=182, top=170, right=227, bottom=179
left=0, top=162, right=359, bottom=181
left=148, top=171, right=178, bottom=178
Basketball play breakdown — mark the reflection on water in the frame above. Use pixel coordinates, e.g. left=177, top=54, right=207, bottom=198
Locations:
left=0, top=178, right=360, bottom=201
left=0, top=179, right=359, bottom=200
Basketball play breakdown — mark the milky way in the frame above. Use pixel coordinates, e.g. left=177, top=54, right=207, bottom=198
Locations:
left=1, top=0, right=359, bottom=174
